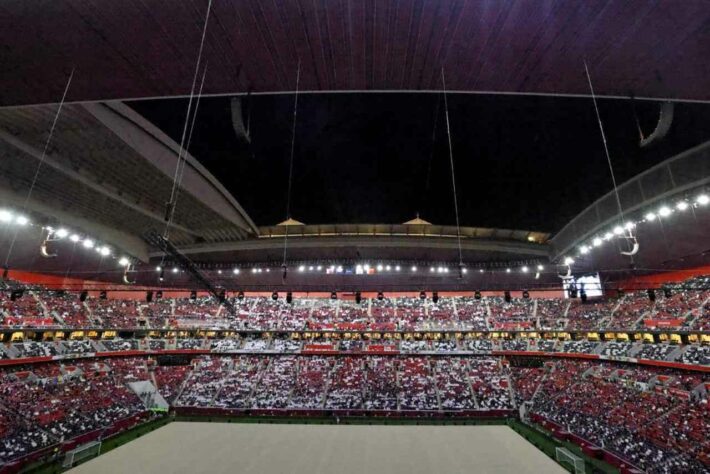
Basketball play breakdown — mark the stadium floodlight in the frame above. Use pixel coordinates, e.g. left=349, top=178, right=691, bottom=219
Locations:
left=676, top=201, right=689, bottom=211
left=437, top=267, right=444, bottom=273
left=603, top=232, right=613, bottom=240
left=645, top=212, right=656, bottom=221
left=82, top=238, right=94, bottom=249
left=462, top=268, right=467, bottom=274
left=612, top=226, right=623, bottom=235
left=217, top=270, right=222, bottom=274
left=443, top=267, right=449, bottom=273
left=411, top=266, right=417, bottom=272
left=376, top=264, right=384, bottom=272
left=395, top=265, right=401, bottom=271
left=505, top=268, right=511, bottom=273
left=430, top=267, right=435, bottom=272
left=118, top=257, right=130, bottom=266
left=298, top=265, right=305, bottom=272
left=521, top=266, right=529, bottom=273
left=15, top=215, right=29, bottom=225
left=317, top=265, right=323, bottom=271
left=56, top=228, right=69, bottom=239
left=624, top=221, right=635, bottom=230
left=696, top=194, right=709, bottom=205
left=385, top=265, right=392, bottom=271
left=537, top=264, right=544, bottom=271
left=99, top=246, right=110, bottom=256
left=156, top=266, right=162, bottom=271
left=308, top=266, right=314, bottom=271
left=564, top=257, right=575, bottom=265
left=70, top=234, right=81, bottom=242
left=172, top=267, right=179, bottom=273
left=233, top=268, right=239, bottom=274
left=363, top=264, right=371, bottom=272
left=479, top=269, right=484, bottom=273
left=579, top=246, right=589, bottom=255
left=658, top=206, right=671, bottom=217
left=592, top=237, right=602, bottom=247
left=0, top=210, right=12, bottom=222
left=336, top=266, right=343, bottom=273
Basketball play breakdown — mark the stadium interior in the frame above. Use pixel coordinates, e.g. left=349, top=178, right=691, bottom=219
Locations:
left=0, top=1, right=709, bottom=473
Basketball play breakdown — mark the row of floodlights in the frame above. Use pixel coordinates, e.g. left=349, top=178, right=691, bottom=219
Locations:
left=561, top=192, right=710, bottom=266
left=156, top=264, right=547, bottom=276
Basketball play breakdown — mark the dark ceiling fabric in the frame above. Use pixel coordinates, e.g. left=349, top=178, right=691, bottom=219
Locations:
left=131, top=93, right=710, bottom=232
left=1, top=0, right=710, bottom=105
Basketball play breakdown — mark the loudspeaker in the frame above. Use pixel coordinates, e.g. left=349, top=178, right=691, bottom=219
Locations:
left=99, top=290, right=107, bottom=300
left=355, top=292, right=361, bottom=304
left=79, top=291, right=88, bottom=302
left=522, top=290, right=530, bottom=299
left=474, top=291, right=482, bottom=300
left=432, top=292, right=439, bottom=304
left=190, top=291, right=197, bottom=300
left=647, top=289, right=656, bottom=302
left=146, top=291, right=153, bottom=303
left=286, top=292, right=293, bottom=304
left=504, top=291, right=511, bottom=303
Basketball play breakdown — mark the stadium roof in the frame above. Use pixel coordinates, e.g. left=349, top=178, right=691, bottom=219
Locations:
left=1, top=1, right=709, bottom=106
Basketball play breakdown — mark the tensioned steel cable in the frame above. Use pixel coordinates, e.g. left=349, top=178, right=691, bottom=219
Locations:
left=440, top=68, right=464, bottom=276
left=281, top=59, right=302, bottom=278
left=583, top=61, right=634, bottom=263
left=164, top=0, right=213, bottom=240
left=3, top=69, right=75, bottom=268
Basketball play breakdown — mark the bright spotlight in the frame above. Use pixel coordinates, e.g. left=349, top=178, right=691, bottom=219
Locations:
left=462, top=268, right=467, bottom=274
left=0, top=210, right=13, bottom=222
left=385, top=265, right=391, bottom=271
left=15, top=215, right=29, bottom=225
left=156, top=266, right=162, bottom=272
left=395, top=265, right=401, bottom=271
left=479, top=269, right=484, bottom=273
left=521, top=266, right=529, bottom=273
left=376, top=264, right=384, bottom=272
left=676, top=201, right=689, bottom=211
left=536, top=264, right=544, bottom=271
left=172, top=267, right=179, bottom=273
left=564, top=257, right=575, bottom=265
left=233, top=268, right=240, bottom=274
left=645, top=212, right=656, bottom=221
left=56, top=228, right=69, bottom=239
left=118, top=257, right=130, bottom=266
left=251, top=268, right=258, bottom=274
left=99, top=246, right=111, bottom=256
left=317, top=266, right=323, bottom=271
left=505, top=268, right=511, bottom=273
left=437, top=267, right=444, bottom=273
left=336, top=266, right=343, bottom=273
left=593, top=237, right=602, bottom=247
left=658, top=206, right=671, bottom=217
left=363, top=264, right=371, bottom=272
left=697, top=194, right=709, bottom=205
left=411, top=266, right=417, bottom=272
left=624, top=222, right=635, bottom=230
left=217, top=270, right=222, bottom=274
left=579, top=246, right=589, bottom=255
left=298, top=265, right=305, bottom=272
left=82, top=239, right=94, bottom=249
left=70, top=234, right=81, bottom=242
left=308, top=266, right=314, bottom=271
left=430, top=267, right=435, bottom=273
left=603, top=232, right=613, bottom=241
left=613, top=226, right=623, bottom=235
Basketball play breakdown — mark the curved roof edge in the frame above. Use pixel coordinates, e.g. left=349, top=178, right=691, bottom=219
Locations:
left=551, top=140, right=710, bottom=260
left=83, top=101, right=259, bottom=236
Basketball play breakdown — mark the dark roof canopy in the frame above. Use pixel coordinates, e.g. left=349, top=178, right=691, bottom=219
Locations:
left=1, top=0, right=709, bottom=106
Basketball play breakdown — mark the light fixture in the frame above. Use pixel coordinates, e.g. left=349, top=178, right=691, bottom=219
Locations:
left=537, top=265, right=544, bottom=271
left=317, top=265, right=323, bottom=271
left=395, top=265, right=401, bottom=271
left=56, top=228, right=69, bottom=239
left=15, top=215, right=29, bottom=225
left=233, top=268, right=239, bottom=274
left=308, top=266, right=314, bottom=271
left=411, top=266, right=417, bottom=272
left=479, top=269, right=484, bottom=273
left=376, top=264, right=384, bottom=272
left=336, top=266, right=343, bottom=273
left=385, top=265, right=391, bottom=271
left=658, top=206, right=671, bottom=217
left=564, top=257, right=575, bottom=265
left=613, top=226, right=623, bottom=235
left=676, top=201, right=689, bottom=211
left=430, top=267, right=435, bottom=273
left=252, top=268, right=258, bottom=274
left=99, top=246, right=111, bottom=256
left=593, top=237, right=602, bottom=247
left=70, top=234, right=81, bottom=242
left=298, top=265, right=305, bottom=272
left=172, top=267, right=179, bottom=273
left=603, top=232, right=613, bottom=240
left=118, top=257, right=130, bottom=266
left=363, top=264, right=371, bottom=272
left=217, top=269, right=222, bottom=274
left=624, top=222, right=635, bottom=230
left=462, top=268, right=467, bottom=274
left=697, top=194, right=709, bottom=205
left=521, top=266, right=529, bottom=273
left=505, top=268, right=511, bottom=273
left=0, top=210, right=13, bottom=222
left=437, top=267, right=444, bottom=273
left=82, top=239, right=94, bottom=249
left=156, top=266, right=162, bottom=272
left=579, top=246, right=589, bottom=255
